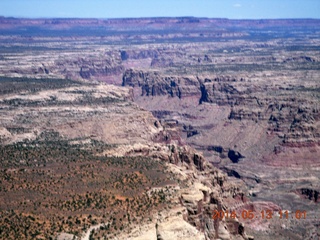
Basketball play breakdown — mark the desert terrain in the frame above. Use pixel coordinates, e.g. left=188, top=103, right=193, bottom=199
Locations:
left=0, top=17, right=319, bottom=239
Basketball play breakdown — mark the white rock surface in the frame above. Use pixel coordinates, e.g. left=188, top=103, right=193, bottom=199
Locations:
left=157, top=216, right=205, bottom=240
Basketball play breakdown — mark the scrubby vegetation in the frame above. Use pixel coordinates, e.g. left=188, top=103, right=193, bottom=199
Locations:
left=0, top=135, right=177, bottom=239
left=0, top=77, right=82, bottom=96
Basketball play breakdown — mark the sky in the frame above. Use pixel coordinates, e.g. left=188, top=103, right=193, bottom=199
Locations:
left=0, top=0, right=319, bottom=19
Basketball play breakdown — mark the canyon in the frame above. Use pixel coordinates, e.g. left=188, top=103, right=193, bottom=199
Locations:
left=0, top=17, right=319, bottom=239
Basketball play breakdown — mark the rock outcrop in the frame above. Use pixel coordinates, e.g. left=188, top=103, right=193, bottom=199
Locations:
left=122, top=69, right=201, bottom=99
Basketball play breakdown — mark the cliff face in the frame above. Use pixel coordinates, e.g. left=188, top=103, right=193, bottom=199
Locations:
left=122, top=69, right=201, bottom=99
left=199, top=78, right=246, bottom=106
left=123, top=67, right=320, bottom=152
left=123, top=67, right=319, bottom=133
left=0, top=49, right=125, bottom=83
left=78, top=57, right=124, bottom=79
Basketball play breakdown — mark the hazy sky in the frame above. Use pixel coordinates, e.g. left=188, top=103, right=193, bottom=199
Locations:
left=0, top=0, right=319, bottom=19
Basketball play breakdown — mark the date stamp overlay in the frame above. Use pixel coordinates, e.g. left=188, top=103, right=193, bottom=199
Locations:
left=212, top=209, right=308, bottom=220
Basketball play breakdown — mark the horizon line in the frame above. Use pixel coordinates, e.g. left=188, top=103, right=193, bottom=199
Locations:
left=1, top=16, right=320, bottom=21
